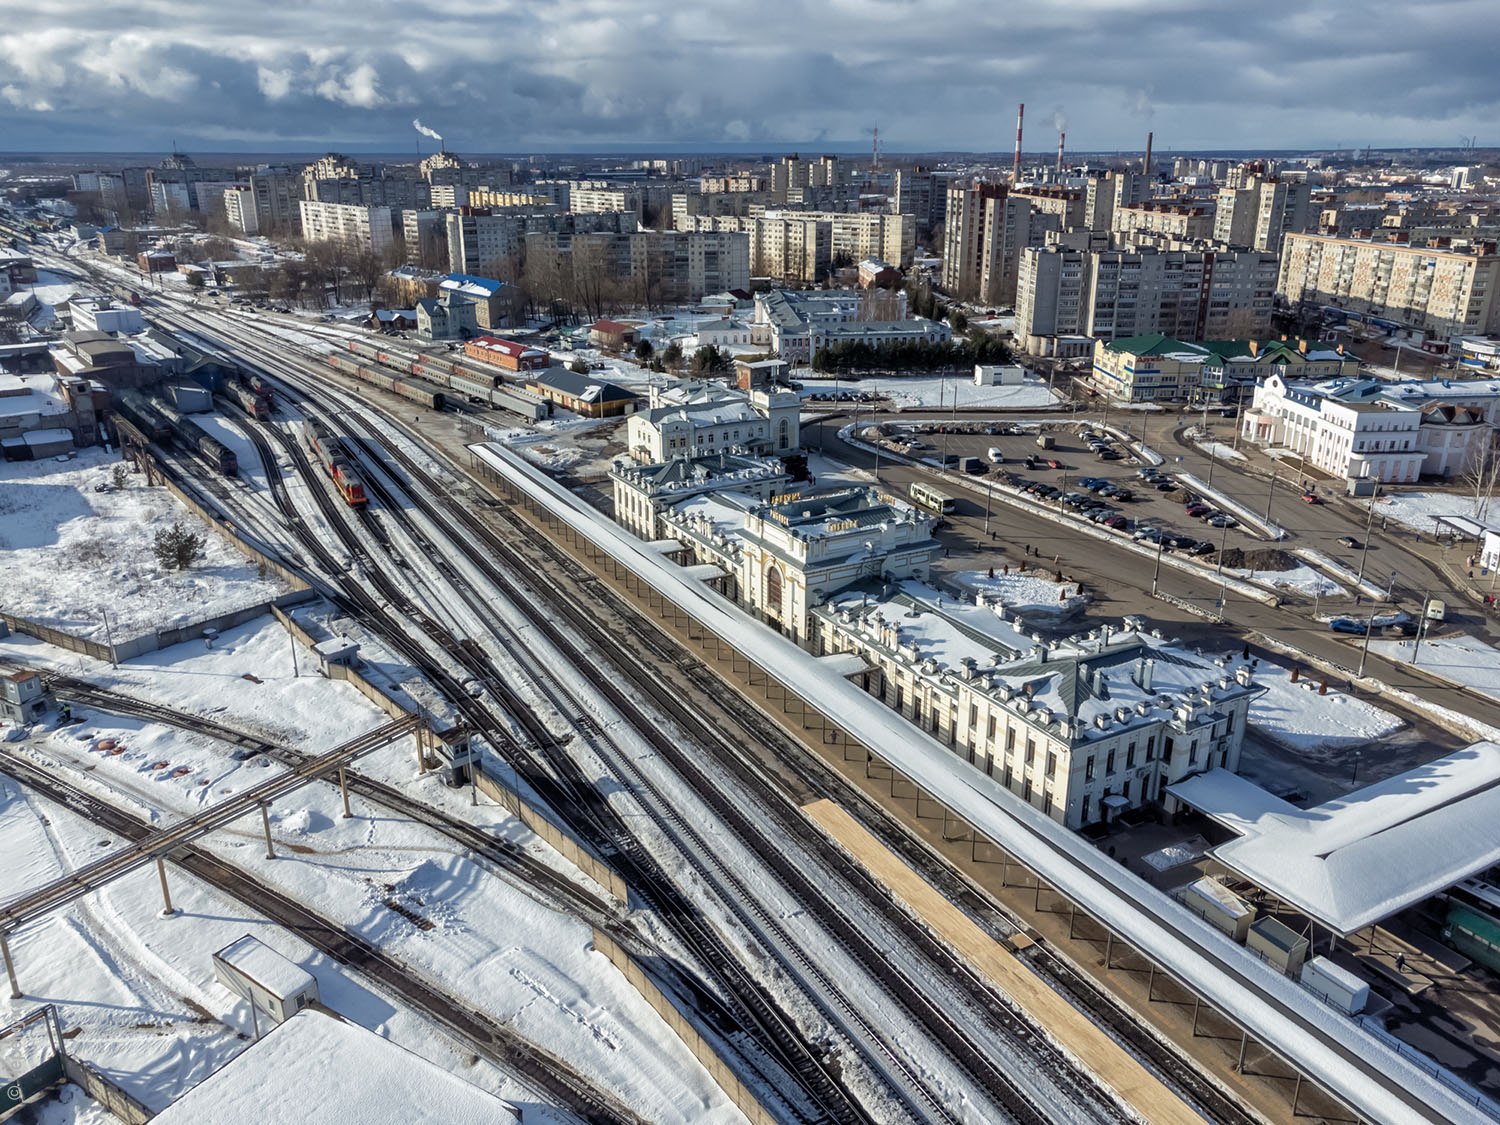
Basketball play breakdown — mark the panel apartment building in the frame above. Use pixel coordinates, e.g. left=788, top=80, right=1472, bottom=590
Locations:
left=942, top=182, right=1060, bottom=306
left=1017, top=244, right=1278, bottom=353
left=296, top=200, right=395, bottom=255
left=1276, top=232, right=1500, bottom=342
left=1213, top=176, right=1312, bottom=252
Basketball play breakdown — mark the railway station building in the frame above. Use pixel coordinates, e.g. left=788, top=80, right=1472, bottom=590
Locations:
left=657, top=485, right=940, bottom=644
left=809, top=585, right=1263, bottom=829
left=625, top=378, right=802, bottom=463
left=610, top=453, right=791, bottom=541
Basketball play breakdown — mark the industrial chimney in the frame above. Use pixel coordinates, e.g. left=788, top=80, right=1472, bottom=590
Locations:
left=1142, top=131, right=1154, bottom=178
left=1013, top=102, right=1025, bottom=182
left=1056, top=131, right=1066, bottom=175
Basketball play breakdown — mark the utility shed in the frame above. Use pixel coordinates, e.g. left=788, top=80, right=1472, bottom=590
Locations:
left=212, top=934, right=320, bottom=1030
left=1246, top=916, right=1309, bottom=977
left=1181, top=877, right=1254, bottom=942
left=1301, top=956, right=1369, bottom=1015
left=151, top=1009, right=520, bottom=1124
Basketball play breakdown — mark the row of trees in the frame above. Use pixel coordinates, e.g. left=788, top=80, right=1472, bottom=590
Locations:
left=810, top=333, right=1012, bottom=374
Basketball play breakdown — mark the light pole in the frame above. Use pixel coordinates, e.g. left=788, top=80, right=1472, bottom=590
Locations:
left=1410, top=596, right=1432, bottom=665
left=1151, top=534, right=1166, bottom=595
left=1264, top=460, right=1280, bottom=525
left=1205, top=435, right=1217, bottom=489
left=1357, top=602, right=1381, bottom=677
left=1215, top=518, right=1233, bottom=578
left=1355, top=481, right=1380, bottom=589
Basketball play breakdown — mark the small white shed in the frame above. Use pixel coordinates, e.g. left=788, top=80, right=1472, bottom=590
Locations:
left=1300, top=956, right=1370, bottom=1015
left=974, top=363, right=1026, bottom=386
left=213, top=935, right=320, bottom=1035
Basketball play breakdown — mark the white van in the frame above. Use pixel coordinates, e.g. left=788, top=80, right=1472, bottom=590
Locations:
left=1425, top=600, right=1446, bottom=623
left=987, top=446, right=1005, bottom=463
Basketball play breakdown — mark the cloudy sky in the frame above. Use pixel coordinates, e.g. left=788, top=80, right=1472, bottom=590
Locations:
left=0, top=0, right=1494, bottom=154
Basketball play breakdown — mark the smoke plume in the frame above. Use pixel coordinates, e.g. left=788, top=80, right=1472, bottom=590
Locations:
left=1051, top=108, right=1067, bottom=133
left=413, top=118, right=442, bottom=142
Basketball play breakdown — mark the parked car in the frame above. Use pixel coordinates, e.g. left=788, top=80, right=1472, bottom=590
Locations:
left=1103, top=515, right=1130, bottom=530
left=1206, top=513, right=1237, bottom=528
left=1336, top=535, right=1360, bottom=549
left=1187, top=541, right=1216, bottom=556
left=1133, top=526, right=1163, bottom=543
left=1111, top=487, right=1136, bottom=503
left=1137, top=467, right=1161, bottom=480
left=1079, top=476, right=1105, bottom=491
left=1155, top=479, right=1178, bottom=492
left=1046, top=458, right=1063, bottom=469
left=987, top=447, right=1006, bottom=463
left=1166, top=533, right=1198, bottom=549
left=1097, top=449, right=1122, bottom=460
left=1329, top=617, right=1368, bottom=635
left=1302, top=492, right=1323, bottom=504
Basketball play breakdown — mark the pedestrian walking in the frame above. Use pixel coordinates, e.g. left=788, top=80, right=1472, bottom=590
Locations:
left=1354, top=594, right=1361, bottom=607
left=1395, top=953, right=1406, bottom=973
left=1470, top=569, right=1475, bottom=580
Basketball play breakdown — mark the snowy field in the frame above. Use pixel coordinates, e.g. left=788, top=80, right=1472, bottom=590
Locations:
left=1229, top=563, right=1344, bottom=598
left=1369, top=632, right=1500, bottom=702
left=1248, top=662, right=1404, bottom=755
left=0, top=449, right=289, bottom=643
left=949, top=568, right=1087, bottom=613
left=802, top=374, right=1059, bottom=410
left=805, top=452, right=873, bottom=489
left=0, top=625, right=745, bottom=1123
left=1373, top=490, right=1494, bottom=534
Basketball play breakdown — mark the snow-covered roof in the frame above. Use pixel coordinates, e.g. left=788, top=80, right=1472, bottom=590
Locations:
left=471, top=439, right=1486, bottom=1124
left=214, top=934, right=316, bottom=998
left=152, top=1010, right=517, bottom=1124
left=1170, top=745, right=1500, bottom=934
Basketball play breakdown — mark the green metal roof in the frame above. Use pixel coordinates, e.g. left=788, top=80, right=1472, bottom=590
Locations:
left=1448, top=905, right=1500, bottom=948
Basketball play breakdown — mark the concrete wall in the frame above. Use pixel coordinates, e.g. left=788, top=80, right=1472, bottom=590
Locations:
left=590, top=928, right=780, bottom=1125
left=473, top=767, right=628, bottom=905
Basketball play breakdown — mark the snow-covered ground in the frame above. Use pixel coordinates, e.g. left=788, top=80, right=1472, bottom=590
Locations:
left=1248, top=662, right=1404, bottom=754
left=0, top=449, right=289, bottom=643
left=805, top=451, right=873, bottom=489
left=0, top=625, right=746, bottom=1124
left=1229, top=563, right=1344, bottom=598
left=949, top=568, right=1087, bottom=613
left=1193, top=439, right=1246, bottom=463
left=801, top=373, right=1059, bottom=410
left=1372, top=490, right=1494, bottom=534
left=1369, top=632, right=1500, bottom=702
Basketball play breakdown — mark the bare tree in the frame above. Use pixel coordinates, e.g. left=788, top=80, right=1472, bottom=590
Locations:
left=1464, top=437, right=1500, bottom=521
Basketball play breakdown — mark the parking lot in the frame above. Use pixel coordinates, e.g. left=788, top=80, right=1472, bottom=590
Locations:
left=879, top=419, right=1264, bottom=558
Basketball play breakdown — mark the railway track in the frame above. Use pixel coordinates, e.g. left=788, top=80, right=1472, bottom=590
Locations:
left=38, top=674, right=623, bottom=928
left=0, top=749, right=647, bottom=1125
left=179, top=312, right=1131, bottom=1124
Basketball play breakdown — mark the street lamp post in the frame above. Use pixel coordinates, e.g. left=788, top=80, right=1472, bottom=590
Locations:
left=1215, top=517, right=1233, bottom=578
left=1410, top=596, right=1432, bottom=665
left=1357, top=602, right=1381, bottom=678
left=1264, top=461, right=1280, bottom=525
left=1355, top=481, right=1380, bottom=589
left=1151, top=535, right=1166, bottom=595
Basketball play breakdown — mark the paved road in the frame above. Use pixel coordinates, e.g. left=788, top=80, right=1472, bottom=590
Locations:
left=807, top=415, right=1500, bottom=743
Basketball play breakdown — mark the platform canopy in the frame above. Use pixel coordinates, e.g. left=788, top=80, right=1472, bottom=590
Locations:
left=1170, top=745, right=1500, bottom=935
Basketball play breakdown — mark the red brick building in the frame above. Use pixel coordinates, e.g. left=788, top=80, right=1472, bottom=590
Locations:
left=463, top=335, right=550, bottom=373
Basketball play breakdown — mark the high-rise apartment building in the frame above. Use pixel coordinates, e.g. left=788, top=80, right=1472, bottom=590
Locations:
left=1017, top=245, right=1277, bottom=351
left=1277, top=233, right=1500, bottom=340
left=1213, top=176, right=1311, bottom=252
left=296, top=200, right=395, bottom=255
left=942, top=183, right=1058, bottom=305
left=1112, top=202, right=1216, bottom=244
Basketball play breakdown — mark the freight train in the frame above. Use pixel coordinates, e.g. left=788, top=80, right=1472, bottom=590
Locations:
left=341, top=339, right=550, bottom=421
left=177, top=416, right=239, bottom=475
left=144, top=393, right=240, bottom=476
left=298, top=419, right=368, bottom=507
left=113, top=391, right=173, bottom=442
left=235, top=371, right=276, bottom=404
left=323, top=353, right=448, bottom=411
left=216, top=380, right=271, bottom=420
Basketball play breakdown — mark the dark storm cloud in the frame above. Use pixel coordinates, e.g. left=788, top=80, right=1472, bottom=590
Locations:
left=1, top=0, right=1496, bottom=151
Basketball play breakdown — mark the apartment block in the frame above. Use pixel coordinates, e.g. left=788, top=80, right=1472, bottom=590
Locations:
left=1213, top=176, right=1312, bottom=252
left=1017, top=245, right=1277, bottom=350
left=942, top=183, right=1058, bottom=306
left=296, top=200, right=395, bottom=255
left=1112, top=202, right=1215, bottom=244
left=1277, top=232, right=1500, bottom=341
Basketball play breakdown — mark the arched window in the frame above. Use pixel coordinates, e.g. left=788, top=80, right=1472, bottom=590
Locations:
left=777, top=418, right=791, bottom=450
left=764, top=566, right=784, bottom=618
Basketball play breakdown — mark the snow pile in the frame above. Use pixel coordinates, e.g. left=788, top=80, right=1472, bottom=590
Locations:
left=1229, top=563, right=1344, bottom=597
left=1249, top=663, right=1404, bottom=754
left=1193, top=439, right=1246, bottom=463
left=0, top=450, right=289, bottom=643
left=950, top=569, right=1087, bottom=613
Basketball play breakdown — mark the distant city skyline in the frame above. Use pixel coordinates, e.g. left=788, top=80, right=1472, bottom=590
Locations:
left=0, top=0, right=1493, bottom=153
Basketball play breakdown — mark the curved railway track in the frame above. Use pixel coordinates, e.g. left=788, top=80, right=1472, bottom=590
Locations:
left=0, top=749, right=647, bottom=1125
